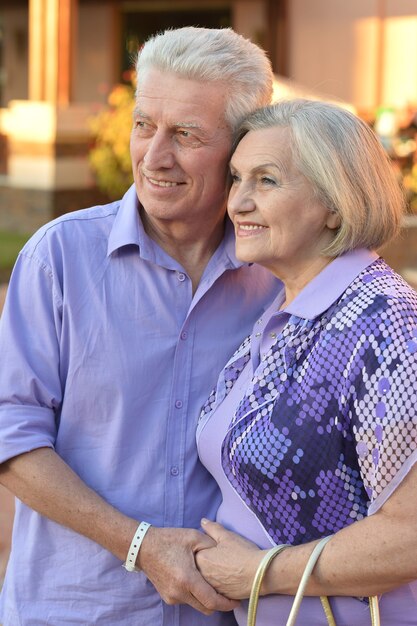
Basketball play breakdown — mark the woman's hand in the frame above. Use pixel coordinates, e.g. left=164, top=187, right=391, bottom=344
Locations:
left=195, top=518, right=267, bottom=600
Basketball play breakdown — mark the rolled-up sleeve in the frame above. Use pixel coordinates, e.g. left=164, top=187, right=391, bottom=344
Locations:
left=0, top=250, right=63, bottom=464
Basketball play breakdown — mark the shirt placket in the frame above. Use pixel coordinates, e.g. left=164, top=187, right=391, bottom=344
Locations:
left=164, top=270, right=193, bottom=529
left=162, top=271, right=194, bottom=626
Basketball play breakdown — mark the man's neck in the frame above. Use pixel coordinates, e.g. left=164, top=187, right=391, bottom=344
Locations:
left=141, top=212, right=226, bottom=293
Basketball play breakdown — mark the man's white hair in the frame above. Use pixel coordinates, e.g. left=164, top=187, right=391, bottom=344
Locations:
left=136, top=27, right=274, bottom=132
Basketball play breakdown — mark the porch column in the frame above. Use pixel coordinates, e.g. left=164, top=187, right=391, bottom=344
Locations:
left=29, top=0, right=78, bottom=104
left=1, top=0, right=105, bottom=234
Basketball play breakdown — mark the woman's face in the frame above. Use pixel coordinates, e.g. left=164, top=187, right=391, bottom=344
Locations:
left=227, top=126, right=340, bottom=279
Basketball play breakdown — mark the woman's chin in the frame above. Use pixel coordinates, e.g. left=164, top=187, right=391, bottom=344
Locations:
left=236, top=251, right=257, bottom=265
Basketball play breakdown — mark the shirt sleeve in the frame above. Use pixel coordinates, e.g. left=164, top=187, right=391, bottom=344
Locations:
left=0, top=250, right=63, bottom=464
left=346, top=291, right=417, bottom=515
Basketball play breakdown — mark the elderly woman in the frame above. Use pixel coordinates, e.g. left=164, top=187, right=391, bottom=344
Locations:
left=195, top=100, right=417, bottom=625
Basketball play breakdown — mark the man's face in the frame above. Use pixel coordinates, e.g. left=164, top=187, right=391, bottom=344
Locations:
left=130, top=68, right=233, bottom=234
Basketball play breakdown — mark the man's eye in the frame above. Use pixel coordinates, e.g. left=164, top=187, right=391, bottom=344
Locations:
left=179, top=130, right=191, bottom=138
left=134, top=120, right=148, bottom=130
left=230, top=173, right=241, bottom=184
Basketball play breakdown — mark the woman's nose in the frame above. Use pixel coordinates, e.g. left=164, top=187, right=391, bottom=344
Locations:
left=228, top=185, right=256, bottom=215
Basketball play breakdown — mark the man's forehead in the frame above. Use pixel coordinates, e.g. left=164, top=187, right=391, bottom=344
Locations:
left=135, top=68, right=229, bottom=126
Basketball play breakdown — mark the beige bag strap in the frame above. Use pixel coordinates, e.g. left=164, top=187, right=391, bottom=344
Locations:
left=247, top=537, right=381, bottom=626
left=286, top=537, right=333, bottom=625
left=247, top=544, right=289, bottom=626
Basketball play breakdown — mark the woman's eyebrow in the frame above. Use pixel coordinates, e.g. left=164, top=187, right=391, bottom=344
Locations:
left=229, top=161, right=287, bottom=174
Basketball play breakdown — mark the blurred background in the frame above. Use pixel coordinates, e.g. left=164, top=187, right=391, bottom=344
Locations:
left=1, top=0, right=417, bottom=587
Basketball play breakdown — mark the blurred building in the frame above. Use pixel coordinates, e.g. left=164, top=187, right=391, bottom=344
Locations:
left=0, top=0, right=417, bottom=232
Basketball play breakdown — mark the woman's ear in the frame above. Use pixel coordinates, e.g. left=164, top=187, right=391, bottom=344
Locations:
left=327, top=209, right=341, bottom=230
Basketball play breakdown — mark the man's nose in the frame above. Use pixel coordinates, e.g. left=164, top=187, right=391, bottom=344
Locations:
left=143, top=130, right=175, bottom=170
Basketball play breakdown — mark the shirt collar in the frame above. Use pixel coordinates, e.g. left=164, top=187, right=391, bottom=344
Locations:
left=107, top=184, right=244, bottom=269
left=221, top=218, right=244, bottom=270
left=107, top=185, right=141, bottom=256
left=284, top=248, right=379, bottom=320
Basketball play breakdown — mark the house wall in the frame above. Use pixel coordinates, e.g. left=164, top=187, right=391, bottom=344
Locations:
left=2, top=1, right=417, bottom=113
left=1, top=6, right=28, bottom=106
left=232, top=0, right=267, bottom=48
left=0, top=2, right=117, bottom=108
left=74, top=2, right=117, bottom=105
left=288, top=0, right=417, bottom=114
left=382, top=0, right=417, bottom=109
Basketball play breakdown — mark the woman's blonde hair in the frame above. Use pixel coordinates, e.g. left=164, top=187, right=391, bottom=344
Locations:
left=236, top=99, right=405, bottom=255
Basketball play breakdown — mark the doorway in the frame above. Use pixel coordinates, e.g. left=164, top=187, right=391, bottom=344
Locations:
left=121, top=2, right=231, bottom=81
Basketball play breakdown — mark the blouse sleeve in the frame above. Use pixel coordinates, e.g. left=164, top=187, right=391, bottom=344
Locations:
left=346, top=288, right=417, bottom=515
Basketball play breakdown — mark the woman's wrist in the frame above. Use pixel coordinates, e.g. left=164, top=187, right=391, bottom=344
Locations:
left=257, top=546, right=290, bottom=596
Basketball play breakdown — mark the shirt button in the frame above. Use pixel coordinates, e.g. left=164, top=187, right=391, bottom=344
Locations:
left=270, top=332, right=277, bottom=338
left=177, top=272, right=186, bottom=282
left=175, top=400, right=183, bottom=409
left=170, top=466, right=179, bottom=476
left=255, top=332, right=261, bottom=337
left=180, top=331, right=188, bottom=340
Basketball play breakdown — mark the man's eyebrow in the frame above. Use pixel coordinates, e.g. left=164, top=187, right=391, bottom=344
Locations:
left=133, top=107, right=150, bottom=118
left=132, top=109, right=203, bottom=131
left=174, top=122, right=202, bottom=130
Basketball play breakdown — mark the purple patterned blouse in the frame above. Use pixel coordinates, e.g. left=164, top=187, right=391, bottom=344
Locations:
left=197, top=248, right=417, bottom=626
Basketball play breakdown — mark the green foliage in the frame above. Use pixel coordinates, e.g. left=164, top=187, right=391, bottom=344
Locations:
left=0, top=230, right=30, bottom=281
left=0, top=231, right=30, bottom=270
left=89, top=84, right=135, bottom=200
left=403, top=163, right=417, bottom=213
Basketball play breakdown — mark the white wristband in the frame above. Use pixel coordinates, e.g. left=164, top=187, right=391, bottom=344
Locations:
left=123, top=521, right=151, bottom=572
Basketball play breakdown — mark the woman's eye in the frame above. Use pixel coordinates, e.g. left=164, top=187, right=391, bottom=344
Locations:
left=260, top=176, right=276, bottom=186
left=230, top=173, right=240, bottom=183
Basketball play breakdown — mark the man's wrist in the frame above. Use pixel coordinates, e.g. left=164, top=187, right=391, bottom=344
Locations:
left=123, top=521, right=152, bottom=572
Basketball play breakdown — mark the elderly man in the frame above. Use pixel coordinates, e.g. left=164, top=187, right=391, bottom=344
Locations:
left=0, top=27, right=279, bottom=625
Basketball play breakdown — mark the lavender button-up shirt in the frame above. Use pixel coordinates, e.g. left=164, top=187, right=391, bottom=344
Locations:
left=0, top=185, right=280, bottom=626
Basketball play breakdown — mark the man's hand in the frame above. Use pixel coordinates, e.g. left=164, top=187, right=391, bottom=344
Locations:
left=196, top=519, right=265, bottom=600
left=138, top=526, right=239, bottom=615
